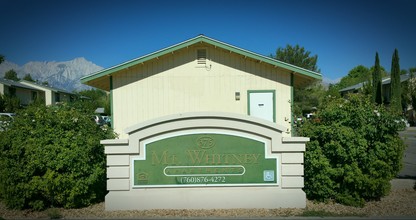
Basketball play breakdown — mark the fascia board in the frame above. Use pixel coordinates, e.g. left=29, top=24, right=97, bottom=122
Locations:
left=81, top=35, right=322, bottom=84
left=202, top=36, right=322, bottom=80
left=20, top=80, right=73, bottom=94
left=81, top=36, right=203, bottom=83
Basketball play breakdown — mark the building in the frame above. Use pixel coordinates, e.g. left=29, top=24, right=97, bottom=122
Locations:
left=339, top=74, right=410, bottom=103
left=0, top=78, right=75, bottom=107
left=20, top=80, right=75, bottom=105
left=82, top=35, right=321, bottom=138
left=81, top=35, right=322, bottom=210
left=0, top=78, right=42, bottom=106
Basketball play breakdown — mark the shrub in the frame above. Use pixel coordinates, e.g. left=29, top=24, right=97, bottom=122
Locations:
left=299, top=94, right=406, bottom=207
left=0, top=103, right=115, bottom=210
left=0, top=94, right=21, bottom=113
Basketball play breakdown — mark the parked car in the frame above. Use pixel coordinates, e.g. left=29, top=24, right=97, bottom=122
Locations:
left=0, top=113, right=16, bottom=131
left=102, top=116, right=111, bottom=126
left=92, top=115, right=106, bottom=126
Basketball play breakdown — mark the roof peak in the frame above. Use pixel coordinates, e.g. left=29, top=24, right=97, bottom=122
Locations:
left=81, top=35, right=322, bottom=90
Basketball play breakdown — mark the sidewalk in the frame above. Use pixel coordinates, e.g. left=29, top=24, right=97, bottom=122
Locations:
left=398, top=127, right=416, bottom=178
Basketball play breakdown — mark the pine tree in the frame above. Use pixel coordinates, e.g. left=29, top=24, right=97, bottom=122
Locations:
left=390, top=49, right=401, bottom=113
left=23, top=74, right=35, bottom=82
left=4, top=69, right=20, bottom=81
left=372, top=52, right=383, bottom=104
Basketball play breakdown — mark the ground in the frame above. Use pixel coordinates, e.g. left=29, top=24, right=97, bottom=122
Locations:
left=0, top=179, right=415, bottom=219
left=399, top=127, right=416, bottom=178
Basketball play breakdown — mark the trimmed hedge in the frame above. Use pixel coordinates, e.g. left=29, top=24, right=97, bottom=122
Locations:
left=299, top=94, right=406, bottom=207
left=0, top=104, right=115, bottom=210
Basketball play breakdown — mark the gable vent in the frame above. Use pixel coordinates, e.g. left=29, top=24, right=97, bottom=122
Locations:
left=197, top=49, right=207, bottom=65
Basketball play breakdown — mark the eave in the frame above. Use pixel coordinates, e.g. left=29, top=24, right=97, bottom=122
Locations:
left=81, top=35, right=322, bottom=91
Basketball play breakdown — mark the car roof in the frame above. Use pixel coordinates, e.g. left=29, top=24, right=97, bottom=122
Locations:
left=0, top=113, right=16, bottom=116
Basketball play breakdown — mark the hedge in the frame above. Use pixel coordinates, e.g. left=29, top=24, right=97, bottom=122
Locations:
left=299, top=94, right=406, bottom=207
left=0, top=103, right=115, bottom=210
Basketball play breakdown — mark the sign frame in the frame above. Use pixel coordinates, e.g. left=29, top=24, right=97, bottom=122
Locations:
left=131, top=129, right=280, bottom=188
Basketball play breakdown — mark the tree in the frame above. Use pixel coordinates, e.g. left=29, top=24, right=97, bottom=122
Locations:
left=76, top=89, right=111, bottom=115
left=274, top=44, right=320, bottom=72
left=273, top=44, right=323, bottom=117
left=293, top=82, right=325, bottom=116
left=372, top=52, right=383, bottom=104
left=4, top=69, right=20, bottom=81
left=390, top=49, right=401, bottom=113
left=403, top=67, right=416, bottom=124
left=23, top=73, right=35, bottom=82
left=0, top=54, right=4, bottom=64
left=337, top=65, right=371, bottom=89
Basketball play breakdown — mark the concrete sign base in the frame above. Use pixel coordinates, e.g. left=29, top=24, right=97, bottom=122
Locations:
left=101, top=112, right=308, bottom=210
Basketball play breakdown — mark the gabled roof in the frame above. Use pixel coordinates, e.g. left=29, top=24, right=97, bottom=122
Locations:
left=339, top=74, right=410, bottom=93
left=20, top=80, right=74, bottom=95
left=0, top=78, right=42, bottom=91
left=81, top=35, right=322, bottom=91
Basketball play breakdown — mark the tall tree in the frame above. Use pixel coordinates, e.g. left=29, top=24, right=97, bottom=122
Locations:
left=23, top=74, right=35, bottom=82
left=274, top=44, right=320, bottom=72
left=273, top=44, right=322, bottom=117
left=337, top=65, right=371, bottom=89
left=372, top=52, right=382, bottom=104
left=390, top=48, right=401, bottom=113
left=0, top=54, right=4, bottom=64
left=4, top=69, right=20, bottom=81
left=409, top=68, right=416, bottom=121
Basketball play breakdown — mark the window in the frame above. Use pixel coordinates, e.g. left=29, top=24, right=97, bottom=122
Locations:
left=55, top=93, right=60, bottom=102
left=8, top=87, right=16, bottom=97
left=31, top=91, right=38, bottom=101
left=197, top=49, right=207, bottom=65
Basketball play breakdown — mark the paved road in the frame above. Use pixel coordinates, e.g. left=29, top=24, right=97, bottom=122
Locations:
left=398, top=127, right=416, bottom=178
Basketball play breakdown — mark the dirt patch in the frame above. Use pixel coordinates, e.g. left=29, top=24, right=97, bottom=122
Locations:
left=1, top=188, right=415, bottom=219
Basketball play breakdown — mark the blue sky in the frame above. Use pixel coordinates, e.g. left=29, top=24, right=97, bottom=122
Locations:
left=0, top=0, right=415, bottom=82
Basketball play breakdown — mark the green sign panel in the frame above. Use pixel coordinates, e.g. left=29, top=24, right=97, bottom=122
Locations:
left=133, top=133, right=278, bottom=187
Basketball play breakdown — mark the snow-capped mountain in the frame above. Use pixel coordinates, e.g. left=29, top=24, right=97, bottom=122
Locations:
left=0, top=57, right=103, bottom=92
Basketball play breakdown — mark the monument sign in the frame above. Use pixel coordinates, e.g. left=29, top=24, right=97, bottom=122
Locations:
left=133, top=133, right=278, bottom=187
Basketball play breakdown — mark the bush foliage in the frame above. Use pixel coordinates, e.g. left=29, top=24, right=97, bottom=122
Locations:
left=299, top=94, right=406, bottom=207
left=0, top=103, right=115, bottom=210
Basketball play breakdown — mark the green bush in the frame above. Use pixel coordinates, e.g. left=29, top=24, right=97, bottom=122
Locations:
left=0, top=94, right=21, bottom=113
left=0, top=103, right=115, bottom=210
left=299, top=94, right=406, bottom=207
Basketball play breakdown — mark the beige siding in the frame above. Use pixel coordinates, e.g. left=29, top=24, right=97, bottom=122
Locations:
left=0, top=84, right=38, bottom=106
left=20, top=81, right=54, bottom=105
left=112, top=44, right=292, bottom=137
left=15, top=88, right=33, bottom=105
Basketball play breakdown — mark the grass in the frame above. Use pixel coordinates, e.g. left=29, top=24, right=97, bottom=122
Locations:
left=46, top=208, right=62, bottom=219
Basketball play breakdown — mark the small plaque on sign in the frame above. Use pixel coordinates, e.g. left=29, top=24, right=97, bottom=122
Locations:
left=263, top=170, right=274, bottom=182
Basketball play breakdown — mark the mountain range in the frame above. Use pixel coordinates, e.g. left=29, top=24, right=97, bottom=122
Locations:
left=0, top=57, right=103, bottom=92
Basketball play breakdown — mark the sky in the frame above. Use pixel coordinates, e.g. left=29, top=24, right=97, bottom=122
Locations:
left=0, top=0, right=415, bottom=83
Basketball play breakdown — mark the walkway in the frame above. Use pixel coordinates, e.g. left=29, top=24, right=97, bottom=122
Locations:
left=398, top=127, right=416, bottom=178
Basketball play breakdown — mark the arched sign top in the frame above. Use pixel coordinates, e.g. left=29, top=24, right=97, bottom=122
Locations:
left=124, top=112, right=288, bottom=136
